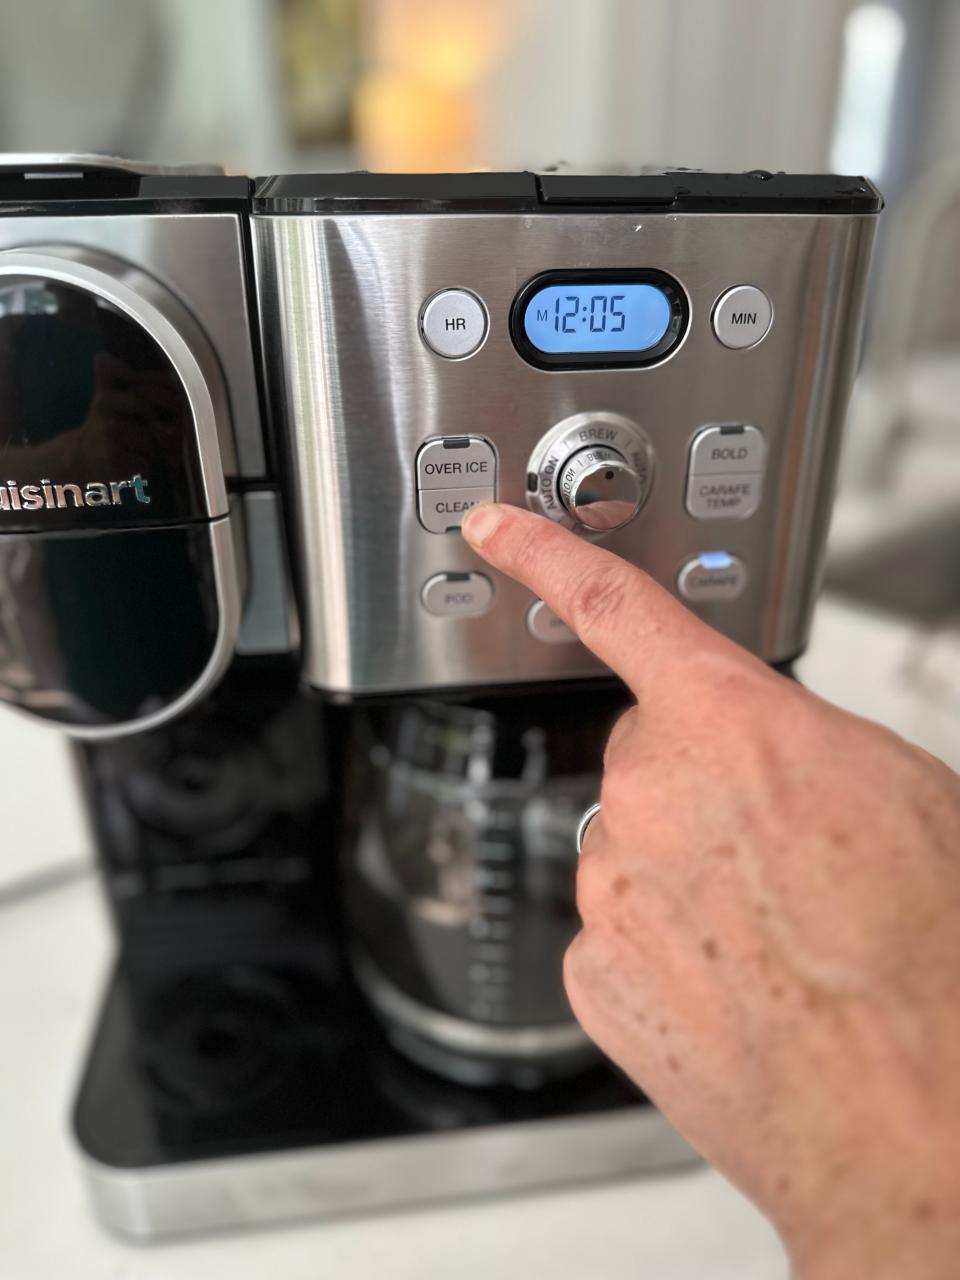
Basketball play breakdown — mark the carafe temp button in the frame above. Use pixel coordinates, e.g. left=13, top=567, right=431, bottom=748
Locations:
left=422, top=572, right=494, bottom=617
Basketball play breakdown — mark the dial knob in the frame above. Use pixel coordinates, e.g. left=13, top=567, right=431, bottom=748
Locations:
left=558, top=445, right=643, bottom=531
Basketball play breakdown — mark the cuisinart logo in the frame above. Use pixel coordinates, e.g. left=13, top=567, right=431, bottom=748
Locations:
left=0, top=474, right=150, bottom=512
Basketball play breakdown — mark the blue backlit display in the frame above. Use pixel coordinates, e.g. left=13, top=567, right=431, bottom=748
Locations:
left=522, top=282, right=673, bottom=355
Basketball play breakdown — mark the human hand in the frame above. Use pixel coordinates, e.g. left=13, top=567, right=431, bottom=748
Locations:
left=462, top=501, right=960, bottom=1280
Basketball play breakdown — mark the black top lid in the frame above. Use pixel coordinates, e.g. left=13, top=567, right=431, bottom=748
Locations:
left=0, top=155, right=250, bottom=214
left=253, top=168, right=883, bottom=215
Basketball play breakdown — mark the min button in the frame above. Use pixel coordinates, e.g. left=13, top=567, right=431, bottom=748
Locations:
left=712, top=286, right=773, bottom=350
left=420, top=289, right=489, bottom=359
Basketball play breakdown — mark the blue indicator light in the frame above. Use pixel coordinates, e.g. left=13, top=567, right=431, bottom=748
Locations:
left=699, top=552, right=733, bottom=570
left=523, top=283, right=673, bottom=355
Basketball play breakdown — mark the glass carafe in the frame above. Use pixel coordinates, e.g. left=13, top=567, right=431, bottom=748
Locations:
left=345, top=690, right=626, bottom=1087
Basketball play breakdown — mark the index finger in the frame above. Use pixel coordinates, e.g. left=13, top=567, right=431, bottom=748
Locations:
left=461, top=502, right=720, bottom=692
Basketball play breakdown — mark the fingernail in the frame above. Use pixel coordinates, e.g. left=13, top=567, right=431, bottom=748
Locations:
left=462, top=502, right=505, bottom=546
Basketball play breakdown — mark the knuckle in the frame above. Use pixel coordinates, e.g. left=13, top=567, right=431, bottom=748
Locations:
left=567, top=563, right=631, bottom=638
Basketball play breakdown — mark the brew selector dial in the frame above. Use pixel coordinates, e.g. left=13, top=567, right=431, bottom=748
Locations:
left=557, top=445, right=643, bottom=531
left=526, top=410, right=654, bottom=531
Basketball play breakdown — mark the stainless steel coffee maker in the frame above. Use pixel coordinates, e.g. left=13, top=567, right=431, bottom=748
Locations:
left=0, top=157, right=880, bottom=1238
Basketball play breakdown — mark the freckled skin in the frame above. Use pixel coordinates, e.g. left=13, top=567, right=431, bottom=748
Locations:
left=464, top=503, right=960, bottom=1280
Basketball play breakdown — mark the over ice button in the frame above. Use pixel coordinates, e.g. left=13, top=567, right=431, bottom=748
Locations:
left=420, top=289, right=488, bottom=359
left=421, top=572, right=494, bottom=617
left=418, top=485, right=495, bottom=533
left=678, top=552, right=748, bottom=602
left=417, top=436, right=496, bottom=490
left=712, top=286, right=773, bottom=350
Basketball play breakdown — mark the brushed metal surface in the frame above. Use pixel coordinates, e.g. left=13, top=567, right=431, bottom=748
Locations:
left=253, top=210, right=877, bottom=693
left=0, top=214, right=265, bottom=477
left=79, top=1105, right=698, bottom=1240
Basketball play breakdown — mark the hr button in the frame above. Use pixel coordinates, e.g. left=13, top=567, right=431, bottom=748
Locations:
left=420, top=289, right=488, bottom=359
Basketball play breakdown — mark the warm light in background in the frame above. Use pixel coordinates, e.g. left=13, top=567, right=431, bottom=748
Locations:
left=355, top=0, right=516, bottom=170
left=354, top=75, right=473, bottom=171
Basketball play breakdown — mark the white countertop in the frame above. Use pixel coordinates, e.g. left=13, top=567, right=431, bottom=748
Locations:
left=3, top=593, right=955, bottom=1279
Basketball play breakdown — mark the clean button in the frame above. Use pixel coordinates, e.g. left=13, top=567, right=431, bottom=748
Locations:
left=422, top=572, right=494, bottom=617
left=712, top=286, right=773, bottom=350
left=418, top=485, right=495, bottom=534
left=420, top=289, right=488, bottom=359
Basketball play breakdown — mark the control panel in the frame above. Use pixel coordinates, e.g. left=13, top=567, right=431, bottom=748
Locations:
left=253, top=172, right=879, bottom=695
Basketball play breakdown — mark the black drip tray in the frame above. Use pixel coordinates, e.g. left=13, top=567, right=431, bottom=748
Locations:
left=74, top=957, right=646, bottom=1172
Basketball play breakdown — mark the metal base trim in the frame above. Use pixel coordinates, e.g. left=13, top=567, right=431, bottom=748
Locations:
left=78, top=1106, right=700, bottom=1241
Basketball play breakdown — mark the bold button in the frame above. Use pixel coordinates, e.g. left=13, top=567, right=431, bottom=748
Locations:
left=678, top=552, right=748, bottom=602
left=527, top=599, right=578, bottom=645
left=418, top=486, right=495, bottom=534
left=417, top=436, right=496, bottom=490
left=689, top=425, right=766, bottom=476
left=421, top=572, right=494, bottom=617
left=685, top=472, right=762, bottom=520
left=420, top=289, right=488, bottom=359
left=712, top=286, right=773, bottom=350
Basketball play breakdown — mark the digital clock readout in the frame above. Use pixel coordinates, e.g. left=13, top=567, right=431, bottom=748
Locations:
left=522, top=282, right=673, bottom=354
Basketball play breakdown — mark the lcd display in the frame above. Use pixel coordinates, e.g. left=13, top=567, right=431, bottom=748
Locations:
left=522, top=282, right=673, bottom=354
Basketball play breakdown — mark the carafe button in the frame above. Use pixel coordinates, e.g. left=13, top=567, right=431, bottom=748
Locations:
left=677, top=552, right=748, bottom=601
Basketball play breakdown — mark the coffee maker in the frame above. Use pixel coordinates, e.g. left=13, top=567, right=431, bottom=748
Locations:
left=0, top=157, right=880, bottom=1238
